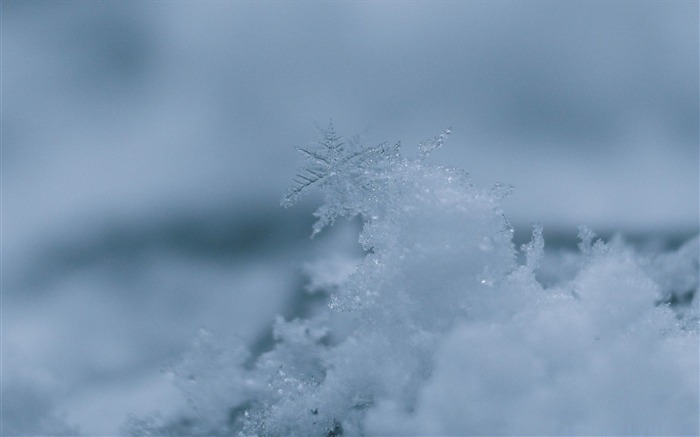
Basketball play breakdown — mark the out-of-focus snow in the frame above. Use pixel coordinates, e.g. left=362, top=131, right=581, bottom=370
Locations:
left=4, top=1, right=697, bottom=253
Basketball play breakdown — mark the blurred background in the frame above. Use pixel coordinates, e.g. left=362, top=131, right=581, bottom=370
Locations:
left=2, top=1, right=698, bottom=434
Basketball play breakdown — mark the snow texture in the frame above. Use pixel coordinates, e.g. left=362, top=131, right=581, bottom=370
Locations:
left=126, top=126, right=699, bottom=436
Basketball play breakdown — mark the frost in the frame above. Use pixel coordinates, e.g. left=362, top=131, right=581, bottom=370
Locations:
left=416, top=127, right=451, bottom=161
left=281, top=122, right=406, bottom=238
left=577, top=225, right=601, bottom=256
left=521, top=222, right=544, bottom=272
left=127, top=125, right=699, bottom=436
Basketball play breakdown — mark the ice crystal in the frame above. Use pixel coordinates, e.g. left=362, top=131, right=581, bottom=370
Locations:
left=281, top=123, right=406, bottom=237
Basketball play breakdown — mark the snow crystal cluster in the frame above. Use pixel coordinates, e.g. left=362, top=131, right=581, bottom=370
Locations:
left=126, top=126, right=698, bottom=436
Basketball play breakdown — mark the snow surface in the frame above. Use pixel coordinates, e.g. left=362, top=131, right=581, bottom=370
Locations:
left=124, top=128, right=699, bottom=436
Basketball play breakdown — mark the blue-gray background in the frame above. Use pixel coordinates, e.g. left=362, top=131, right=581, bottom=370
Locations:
left=3, top=1, right=698, bottom=435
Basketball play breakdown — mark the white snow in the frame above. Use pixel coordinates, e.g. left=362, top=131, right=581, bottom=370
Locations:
left=126, top=128, right=699, bottom=436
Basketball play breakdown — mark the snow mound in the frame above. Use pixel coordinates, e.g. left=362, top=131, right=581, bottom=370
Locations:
left=126, top=126, right=698, bottom=436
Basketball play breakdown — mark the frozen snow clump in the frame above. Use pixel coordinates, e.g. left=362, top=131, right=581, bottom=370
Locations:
left=126, top=126, right=698, bottom=436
